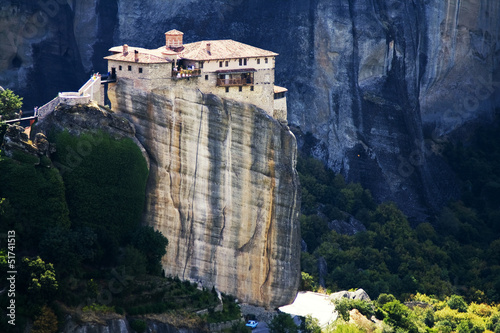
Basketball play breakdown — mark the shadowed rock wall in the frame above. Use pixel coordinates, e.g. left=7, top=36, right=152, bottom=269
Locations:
left=1, top=0, right=499, bottom=219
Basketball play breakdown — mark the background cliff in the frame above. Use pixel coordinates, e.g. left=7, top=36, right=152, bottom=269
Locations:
left=107, top=79, right=301, bottom=307
left=1, top=0, right=498, bottom=218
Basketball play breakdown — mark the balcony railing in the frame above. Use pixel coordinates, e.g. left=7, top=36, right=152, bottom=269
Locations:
left=216, top=78, right=254, bottom=87
left=172, top=69, right=201, bottom=79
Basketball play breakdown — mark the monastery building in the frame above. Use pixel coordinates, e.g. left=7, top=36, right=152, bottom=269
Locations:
left=104, top=30, right=287, bottom=121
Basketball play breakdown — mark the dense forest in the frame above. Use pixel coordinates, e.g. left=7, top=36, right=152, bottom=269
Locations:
left=297, top=115, right=500, bottom=331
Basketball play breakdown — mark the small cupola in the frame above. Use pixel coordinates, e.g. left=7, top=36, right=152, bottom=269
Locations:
left=165, top=29, right=184, bottom=49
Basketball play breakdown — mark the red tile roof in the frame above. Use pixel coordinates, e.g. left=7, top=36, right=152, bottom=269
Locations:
left=104, top=49, right=171, bottom=64
left=165, top=29, right=184, bottom=35
left=174, top=40, right=278, bottom=61
left=107, top=33, right=278, bottom=63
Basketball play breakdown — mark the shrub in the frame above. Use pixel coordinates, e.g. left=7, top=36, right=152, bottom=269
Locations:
left=456, top=319, right=483, bottom=333
left=82, top=303, right=115, bottom=313
left=327, top=322, right=365, bottom=333
left=230, top=321, right=251, bottom=332
left=130, top=319, right=147, bottom=333
left=376, top=293, right=396, bottom=307
left=303, top=315, right=321, bottom=333
left=31, top=305, right=58, bottom=333
left=300, top=272, right=318, bottom=292
left=0, top=89, right=23, bottom=120
left=333, top=298, right=374, bottom=322
left=268, top=313, right=298, bottom=333
left=381, top=300, right=417, bottom=333
left=448, top=295, right=468, bottom=313
left=131, top=226, right=168, bottom=275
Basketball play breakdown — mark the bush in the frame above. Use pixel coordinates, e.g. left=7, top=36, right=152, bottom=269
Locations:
left=230, top=321, right=251, bottom=332
left=131, top=226, right=168, bottom=275
left=0, top=89, right=23, bottom=120
left=18, top=256, right=58, bottom=304
left=303, top=315, right=321, bottom=333
left=381, top=300, right=417, bottom=333
left=448, top=295, right=468, bottom=313
left=300, top=272, right=318, bottom=291
left=268, top=313, right=298, bottom=333
left=456, top=319, right=483, bottom=333
left=332, top=298, right=374, bottom=322
left=31, top=305, right=58, bottom=333
left=328, top=322, right=365, bottom=332
left=130, top=319, right=147, bottom=333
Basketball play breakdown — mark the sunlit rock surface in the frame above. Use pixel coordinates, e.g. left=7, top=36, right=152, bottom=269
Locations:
left=108, top=79, right=301, bottom=308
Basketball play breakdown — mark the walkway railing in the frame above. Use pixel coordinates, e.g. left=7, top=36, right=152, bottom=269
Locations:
left=2, top=116, right=37, bottom=124
left=172, top=68, right=201, bottom=79
left=216, top=78, right=254, bottom=87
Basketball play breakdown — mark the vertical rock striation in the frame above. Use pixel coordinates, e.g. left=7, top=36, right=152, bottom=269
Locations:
left=1, top=0, right=499, bottom=219
left=107, top=79, right=301, bottom=308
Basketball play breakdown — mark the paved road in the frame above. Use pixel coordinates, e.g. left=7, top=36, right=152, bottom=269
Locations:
left=251, top=321, right=269, bottom=333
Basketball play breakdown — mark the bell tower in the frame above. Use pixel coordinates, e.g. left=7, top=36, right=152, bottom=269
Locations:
left=165, top=29, right=184, bottom=49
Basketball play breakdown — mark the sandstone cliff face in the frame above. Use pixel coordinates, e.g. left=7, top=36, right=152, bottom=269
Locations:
left=107, top=79, right=301, bottom=308
left=1, top=0, right=499, bottom=219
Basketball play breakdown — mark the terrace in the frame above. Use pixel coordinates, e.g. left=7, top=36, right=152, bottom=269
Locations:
left=172, top=68, right=201, bottom=79
left=216, top=69, right=255, bottom=87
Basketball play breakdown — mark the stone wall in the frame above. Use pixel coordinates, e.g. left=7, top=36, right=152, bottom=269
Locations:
left=274, top=96, right=287, bottom=122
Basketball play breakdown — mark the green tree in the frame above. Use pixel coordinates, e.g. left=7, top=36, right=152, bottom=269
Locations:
left=456, top=319, right=483, bottom=333
left=381, top=300, right=417, bottom=333
left=332, top=298, right=352, bottom=321
left=332, top=298, right=374, bottom=322
left=447, top=295, right=468, bottom=313
left=300, top=272, right=318, bottom=291
left=131, top=225, right=168, bottom=275
left=0, top=89, right=23, bottom=120
left=31, top=305, right=58, bottom=333
left=130, top=319, right=147, bottom=333
left=303, top=315, right=321, bottom=333
left=269, top=313, right=298, bottom=333
left=18, top=257, right=58, bottom=303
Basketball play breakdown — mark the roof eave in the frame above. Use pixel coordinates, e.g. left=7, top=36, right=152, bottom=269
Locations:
left=180, top=53, right=279, bottom=62
left=103, top=56, right=170, bottom=64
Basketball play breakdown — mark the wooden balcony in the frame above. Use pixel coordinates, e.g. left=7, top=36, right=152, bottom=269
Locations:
left=172, top=68, right=201, bottom=79
left=216, top=77, right=254, bottom=87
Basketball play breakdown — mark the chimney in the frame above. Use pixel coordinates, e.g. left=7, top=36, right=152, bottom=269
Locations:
left=122, top=44, right=129, bottom=56
left=206, top=43, right=211, bottom=55
left=134, top=50, right=139, bottom=62
left=165, top=29, right=184, bottom=49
